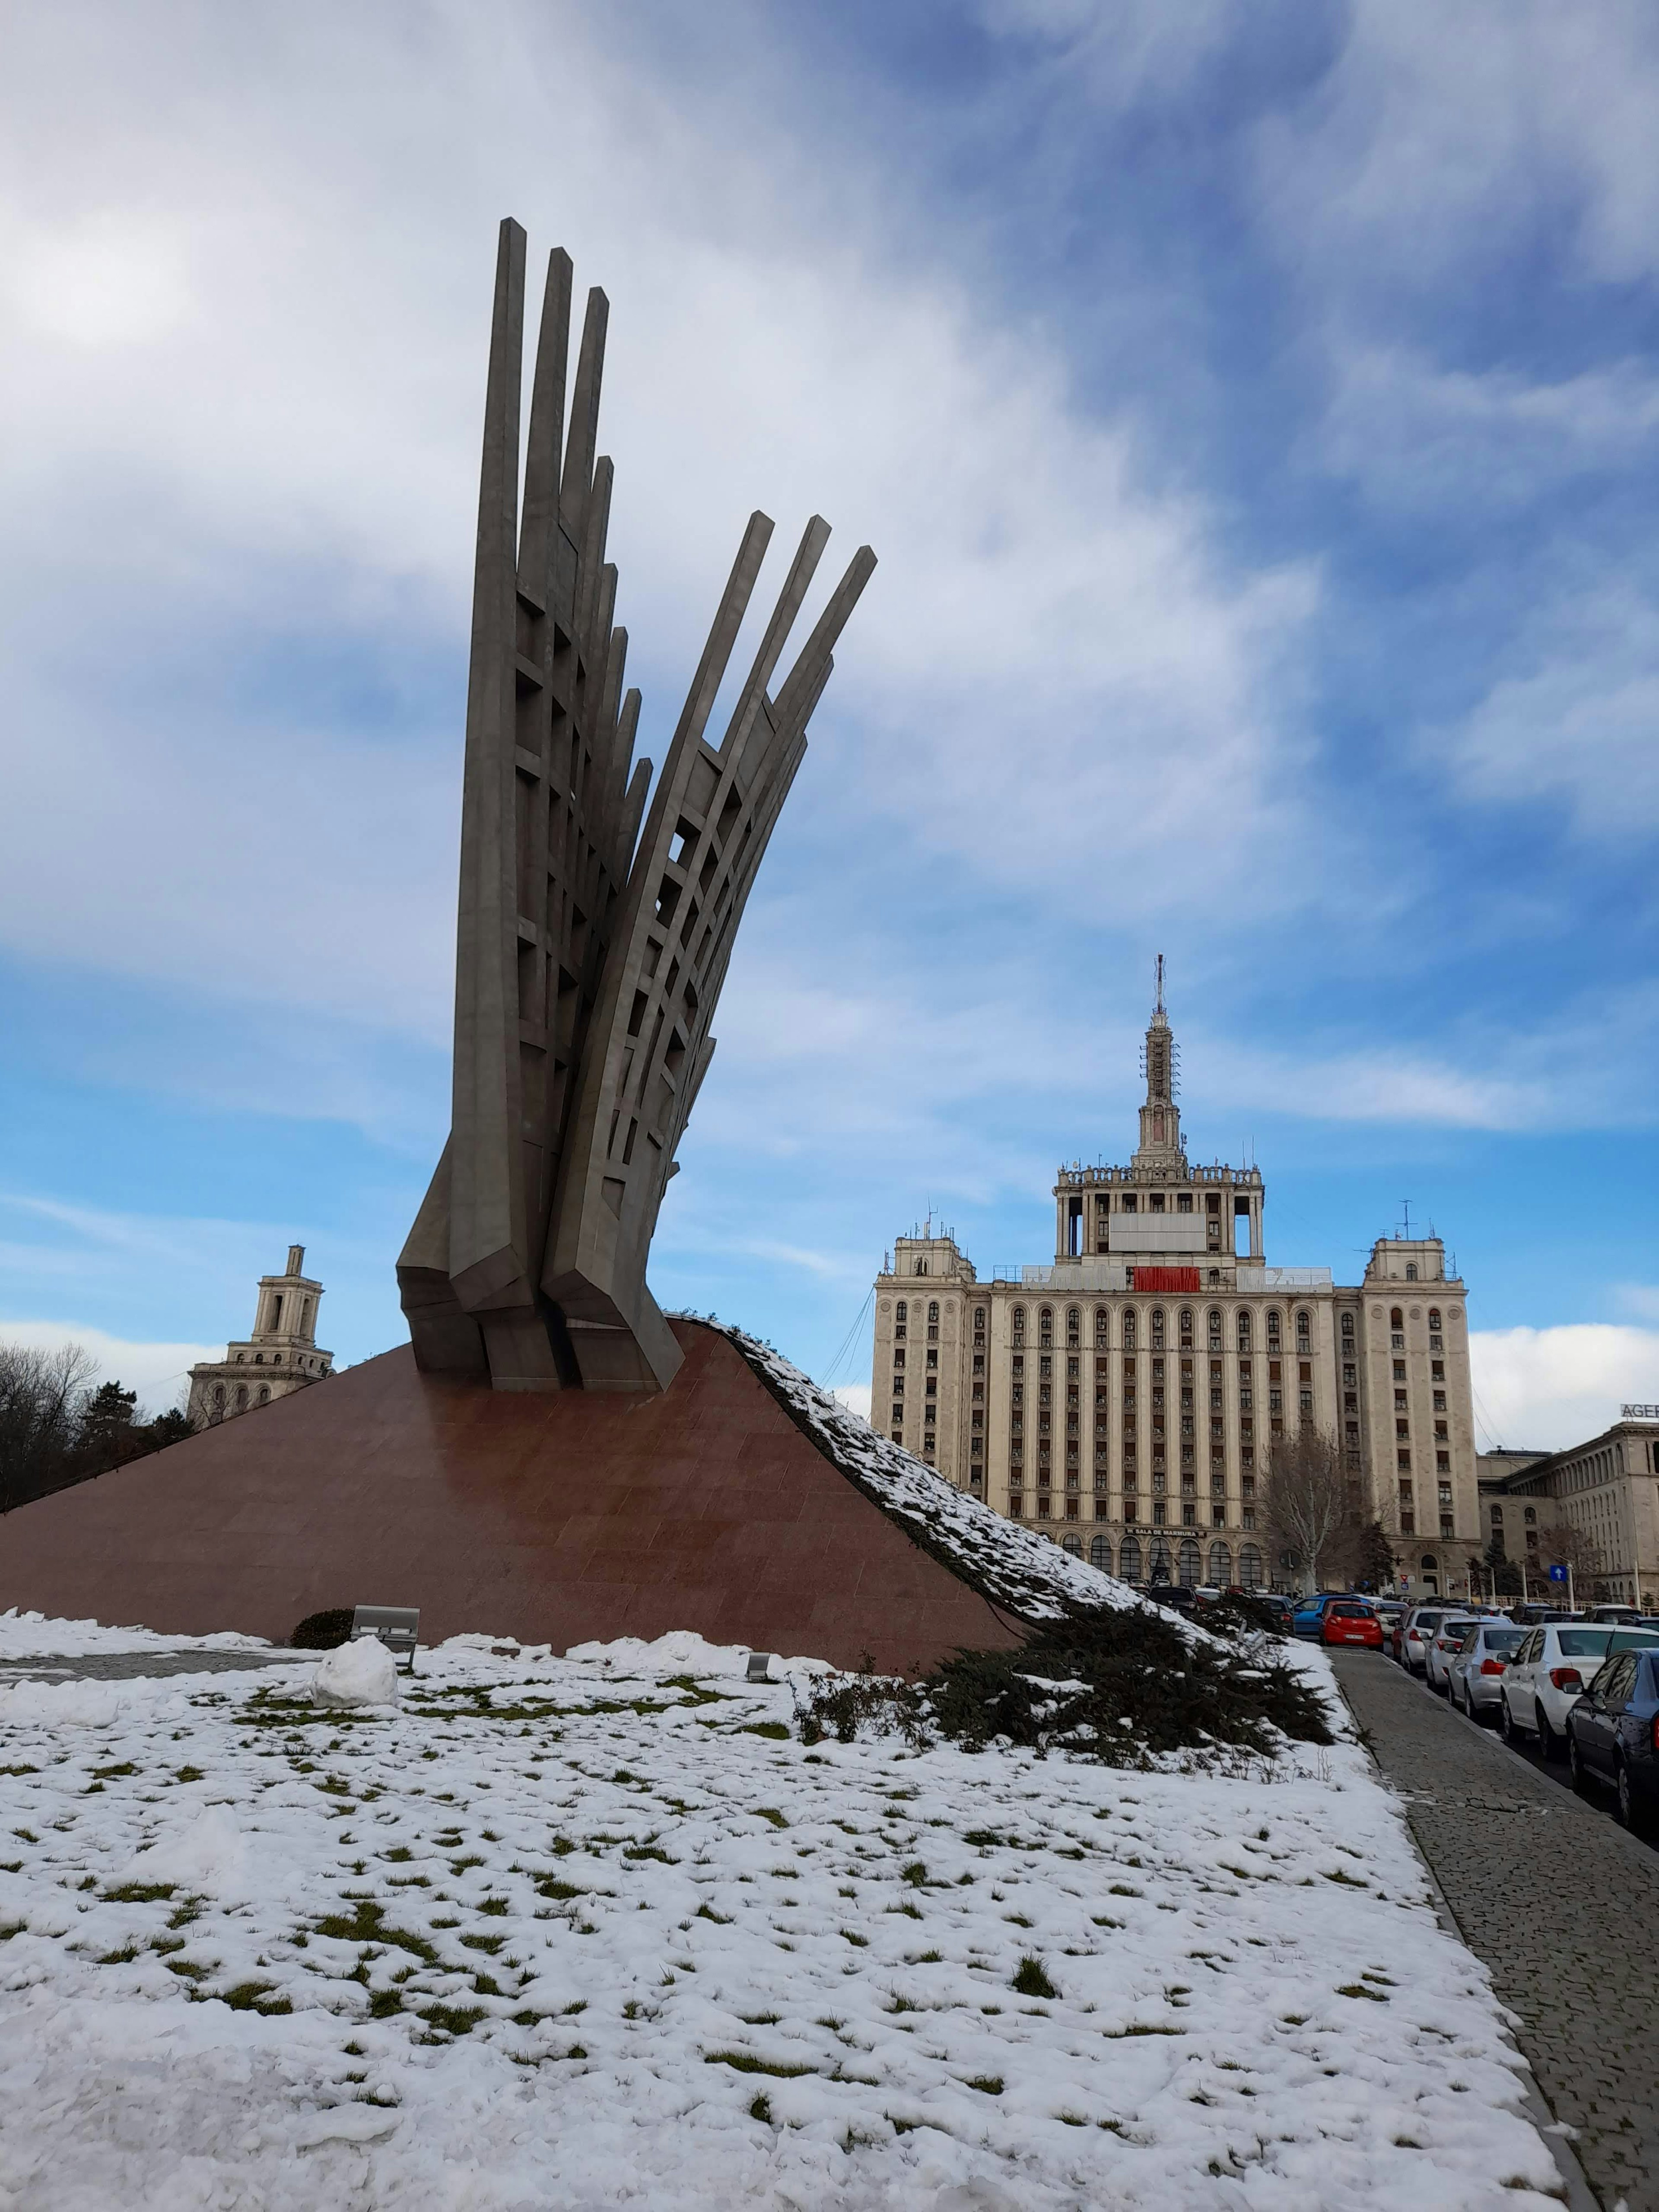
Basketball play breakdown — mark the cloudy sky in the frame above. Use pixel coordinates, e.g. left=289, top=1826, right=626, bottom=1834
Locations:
left=3, top=0, right=1658, bottom=1449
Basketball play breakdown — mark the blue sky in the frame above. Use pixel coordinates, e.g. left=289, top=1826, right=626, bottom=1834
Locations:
left=3, top=0, right=1659, bottom=1449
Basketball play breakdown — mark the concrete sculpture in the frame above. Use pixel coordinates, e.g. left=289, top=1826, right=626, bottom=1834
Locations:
left=397, top=221, right=874, bottom=1395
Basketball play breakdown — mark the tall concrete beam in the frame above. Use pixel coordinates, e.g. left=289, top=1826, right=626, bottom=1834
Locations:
left=398, top=223, right=875, bottom=1394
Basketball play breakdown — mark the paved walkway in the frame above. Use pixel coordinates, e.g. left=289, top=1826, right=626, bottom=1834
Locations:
left=1333, top=1649, right=1659, bottom=2212
left=0, top=1648, right=308, bottom=1685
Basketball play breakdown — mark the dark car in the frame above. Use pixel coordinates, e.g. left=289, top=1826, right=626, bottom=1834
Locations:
left=1142, top=1584, right=1198, bottom=1615
left=1509, top=1605, right=1576, bottom=1627
left=1567, top=1647, right=1659, bottom=1835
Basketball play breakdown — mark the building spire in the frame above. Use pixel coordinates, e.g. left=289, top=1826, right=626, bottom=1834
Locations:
left=1134, top=955, right=1184, bottom=1168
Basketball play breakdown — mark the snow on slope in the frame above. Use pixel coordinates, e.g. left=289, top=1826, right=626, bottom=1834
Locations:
left=0, top=1627, right=1559, bottom=2209
left=724, top=1325, right=1164, bottom=1626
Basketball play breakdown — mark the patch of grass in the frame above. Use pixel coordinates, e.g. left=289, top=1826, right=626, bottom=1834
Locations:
left=1337, top=1983, right=1389, bottom=2000
left=754, top=1808, right=789, bottom=1829
left=741, top=1723, right=790, bottom=1741
left=695, top=1902, right=733, bottom=1924
left=418, top=2002, right=486, bottom=2037
left=537, top=1879, right=588, bottom=1902
left=1323, top=1871, right=1368, bottom=1888
left=311, top=1899, right=439, bottom=1965
left=90, top=1761, right=139, bottom=1780
left=477, top=1898, right=510, bottom=1917
left=900, top=1861, right=928, bottom=1887
left=703, top=2050, right=818, bottom=2079
left=749, top=2092, right=773, bottom=2123
left=102, top=1881, right=175, bottom=1904
left=461, top=1933, right=505, bottom=1955
left=965, top=2075, right=1004, bottom=2096
left=220, top=1982, right=293, bottom=2015
left=624, top=1845, right=675, bottom=1864
left=1012, top=1956, right=1059, bottom=2000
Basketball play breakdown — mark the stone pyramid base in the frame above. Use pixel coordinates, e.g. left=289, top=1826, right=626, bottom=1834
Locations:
left=0, top=1321, right=1018, bottom=1674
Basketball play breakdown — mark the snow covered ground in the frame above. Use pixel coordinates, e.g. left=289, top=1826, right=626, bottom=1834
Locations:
left=0, top=1624, right=1562, bottom=2210
left=0, top=1608, right=273, bottom=1660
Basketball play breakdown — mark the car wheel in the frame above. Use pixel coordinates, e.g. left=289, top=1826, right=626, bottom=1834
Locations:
left=1615, top=1763, right=1654, bottom=1838
left=1499, top=1695, right=1516, bottom=1744
left=1568, top=1733, right=1593, bottom=1797
left=1535, top=1704, right=1562, bottom=1762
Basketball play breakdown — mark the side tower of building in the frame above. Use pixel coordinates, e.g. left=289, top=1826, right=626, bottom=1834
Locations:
left=188, top=1245, right=334, bottom=1427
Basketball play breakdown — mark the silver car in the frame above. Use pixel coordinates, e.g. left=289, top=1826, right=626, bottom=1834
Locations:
left=1424, top=1615, right=1479, bottom=1694
left=1446, top=1619, right=1526, bottom=1722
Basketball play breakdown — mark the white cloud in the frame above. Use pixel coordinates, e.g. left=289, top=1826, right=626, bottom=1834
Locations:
left=830, top=1383, right=873, bottom=1423
left=1443, top=583, right=1659, bottom=834
left=0, top=1322, right=217, bottom=1417
left=1470, top=1324, right=1659, bottom=1453
left=0, top=0, right=1321, bottom=1050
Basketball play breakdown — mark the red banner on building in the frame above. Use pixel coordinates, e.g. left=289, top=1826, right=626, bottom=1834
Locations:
left=1128, top=1266, right=1201, bottom=1293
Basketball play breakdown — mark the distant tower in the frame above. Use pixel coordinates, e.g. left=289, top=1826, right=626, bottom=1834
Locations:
left=1133, top=955, right=1185, bottom=1171
left=187, top=1246, right=334, bottom=1427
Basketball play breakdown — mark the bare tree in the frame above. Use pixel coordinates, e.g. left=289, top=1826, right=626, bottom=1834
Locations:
left=1264, top=1425, right=1353, bottom=1590
left=0, top=1341, right=98, bottom=1513
left=1538, top=1522, right=1605, bottom=1598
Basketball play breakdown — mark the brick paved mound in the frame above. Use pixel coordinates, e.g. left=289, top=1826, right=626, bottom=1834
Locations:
left=0, top=1321, right=1049, bottom=1673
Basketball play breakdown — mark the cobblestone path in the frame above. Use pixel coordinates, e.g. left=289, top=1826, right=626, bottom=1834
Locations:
left=1333, top=1649, right=1659, bottom=2212
left=0, top=1649, right=308, bottom=1685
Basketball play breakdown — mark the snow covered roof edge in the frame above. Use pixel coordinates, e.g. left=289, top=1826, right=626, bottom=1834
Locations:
left=702, top=1320, right=1172, bottom=1630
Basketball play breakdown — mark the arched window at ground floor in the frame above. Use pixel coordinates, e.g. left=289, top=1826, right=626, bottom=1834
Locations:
left=1061, top=1533, right=1082, bottom=1557
left=1090, top=1534, right=1111, bottom=1571
left=1178, top=1537, right=1201, bottom=1587
left=1119, top=1536, right=1142, bottom=1581
left=1208, top=1540, right=1231, bottom=1586
left=1239, top=1544, right=1262, bottom=1590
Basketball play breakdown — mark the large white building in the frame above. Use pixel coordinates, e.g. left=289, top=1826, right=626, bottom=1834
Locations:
left=870, top=973, right=1481, bottom=1595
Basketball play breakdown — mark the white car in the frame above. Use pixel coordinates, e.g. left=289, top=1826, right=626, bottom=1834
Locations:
left=1424, top=1617, right=1478, bottom=1695
left=1499, top=1624, right=1659, bottom=1758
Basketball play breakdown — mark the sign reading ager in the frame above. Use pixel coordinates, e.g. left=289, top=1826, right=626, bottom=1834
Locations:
left=1621, top=1403, right=1659, bottom=1419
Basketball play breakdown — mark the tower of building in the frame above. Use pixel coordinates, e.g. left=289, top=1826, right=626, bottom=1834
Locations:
left=187, top=1245, right=334, bottom=1427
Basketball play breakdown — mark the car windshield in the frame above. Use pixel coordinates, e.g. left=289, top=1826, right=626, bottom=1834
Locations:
left=1555, top=1630, right=1614, bottom=1658
left=1330, top=1605, right=1368, bottom=1618
left=1414, top=1614, right=1445, bottom=1633
left=1482, top=1630, right=1524, bottom=1653
left=1608, top=1630, right=1659, bottom=1653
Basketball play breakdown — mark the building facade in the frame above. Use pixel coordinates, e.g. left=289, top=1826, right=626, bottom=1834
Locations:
left=187, top=1245, right=334, bottom=1427
left=870, top=976, right=1481, bottom=1594
left=1479, top=1415, right=1659, bottom=1606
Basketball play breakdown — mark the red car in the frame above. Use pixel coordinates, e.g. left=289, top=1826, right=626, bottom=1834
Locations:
left=1322, top=1602, right=1383, bottom=1649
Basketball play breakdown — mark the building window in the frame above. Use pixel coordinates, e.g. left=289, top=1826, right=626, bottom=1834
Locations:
left=1208, top=1541, right=1231, bottom=1584
left=1523, top=1506, right=1535, bottom=1524
left=1039, top=1306, right=1054, bottom=1348
left=1178, top=1536, right=1201, bottom=1586
left=928, top=1300, right=939, bottom=1329
left=1236, top=1312, right=1251, bottom=1352
left=1119, top=1536, right=1141, bottom=1582
left=1238, top=1544, right=1262, bottom=1591
left=1151, top=1308, right=1166, bottom=1350
left=1094, top=1306, right=1109, bottom=1345
left=1123, top=1309, right=1137, bottom=1350
left=1011, top=1305, right=1026, bottom=1344
left=1037, top=1492, right=1052, bottom=1519
left=1405, top=1263, right=1417, bottom=1281
left=1179, top=1308, right=1194, bottom=1348
left=1090, top=1534, right=1112, bottom=1571
left=1208, top=1309, right=1222, bottom=1351
left=1066, top=1306, right=1080, bottom=1348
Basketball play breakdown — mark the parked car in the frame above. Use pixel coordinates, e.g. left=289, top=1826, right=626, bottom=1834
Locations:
left=1566, top=1647, right=1659, bottom=1835
left=1587, top=1605, right=1643, bottom=1626
left=1253, top=1593, right=1295, bottom=1627
left=1424, top=1616, right=1479, bottom=1694
left=1321, top=1600, right=1383, bottom=1649
left=1291, top=1594, right=1349, bottom=1639
left=1143, top=1583, right=1198, bottom=1615
left=1446, top=1620, right=1527, bottom=1722
left=1499, top=1625, right=1659, bottom=1757
left=1508, top=1605, right=1576, bottom=1627
left=1399, top=1607, right=1454, bottom=1674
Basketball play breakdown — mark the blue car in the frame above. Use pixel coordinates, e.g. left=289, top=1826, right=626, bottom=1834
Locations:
left=1292, top=1594, right=1348, bottom=1639
left=1567, top=1646, right=1659, bottom=1837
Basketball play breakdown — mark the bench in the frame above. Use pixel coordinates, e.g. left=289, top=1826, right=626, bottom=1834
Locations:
left=350, top=1605, right=420, bottom=1673
left=745, top=1651, right=774, bottom=1682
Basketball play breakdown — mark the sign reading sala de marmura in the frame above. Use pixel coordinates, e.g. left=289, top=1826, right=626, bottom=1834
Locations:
left=398, top=221, right=874, bottom=1397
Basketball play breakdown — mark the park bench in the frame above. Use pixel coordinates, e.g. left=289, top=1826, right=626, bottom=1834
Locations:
left=349, top=1605, right=420, bottom=1673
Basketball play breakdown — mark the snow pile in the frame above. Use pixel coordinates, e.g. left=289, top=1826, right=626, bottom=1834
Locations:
left=0, top=1622, right=1560, bottom=2209
left=0, top=1607, right=271, bottom=1659
left=312, top=1637, right=400, bottom=1710
left=722, top=1326, right=1175, bottom=1626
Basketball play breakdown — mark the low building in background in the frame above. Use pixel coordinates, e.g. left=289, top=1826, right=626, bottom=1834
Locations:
left=187, top=1246, right=333, bottom=1427
left=1478, top=1415, right=1659, bottom=1605
left=870, top=966, right=1481, bottom=1596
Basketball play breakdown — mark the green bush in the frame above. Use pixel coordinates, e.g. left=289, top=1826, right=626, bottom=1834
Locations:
left=290, top=1608, right=355, bottom=1650
left=798, top=1601, right=1330, bottom=1767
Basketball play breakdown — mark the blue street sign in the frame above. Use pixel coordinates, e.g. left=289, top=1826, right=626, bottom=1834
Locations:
left=1547, top=1564, right=1569, bottom=1583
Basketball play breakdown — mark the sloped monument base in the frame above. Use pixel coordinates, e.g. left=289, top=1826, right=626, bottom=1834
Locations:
left=0, top=1324, right=1019, bottom=1674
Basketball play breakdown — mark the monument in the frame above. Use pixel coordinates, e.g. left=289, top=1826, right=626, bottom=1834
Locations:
left=0, top=220, right=1056, bottom=1670
left=397, top=220, right=874, bottom=1397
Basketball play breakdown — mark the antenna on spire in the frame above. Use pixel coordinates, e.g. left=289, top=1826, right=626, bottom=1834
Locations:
left=1154, top=952, right=1165, bottom=1015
